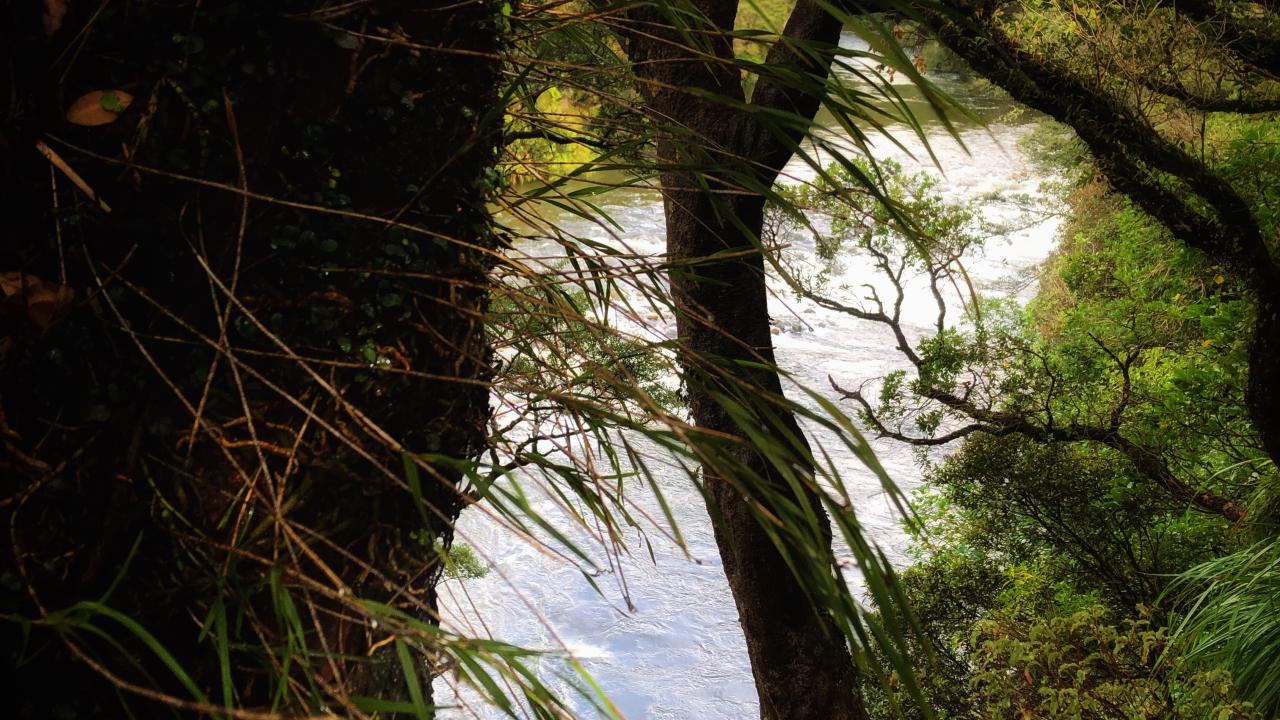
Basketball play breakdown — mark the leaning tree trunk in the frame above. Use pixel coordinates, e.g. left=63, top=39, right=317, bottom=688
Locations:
left=667, top=184, right=866, bottom=720
left=615, top=0, right=867, bottom=716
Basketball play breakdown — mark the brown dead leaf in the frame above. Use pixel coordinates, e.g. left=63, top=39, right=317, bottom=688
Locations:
left=43, top=0, right=67, bottom=37
left=66, top=90, right=135, bottom=127
left=0, top=272, right=75, bottom=330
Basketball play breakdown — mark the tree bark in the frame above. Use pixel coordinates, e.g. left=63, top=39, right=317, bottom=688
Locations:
left=613, top=1, right=867, bottom=716
left=2, top=2, right=500, bottom=715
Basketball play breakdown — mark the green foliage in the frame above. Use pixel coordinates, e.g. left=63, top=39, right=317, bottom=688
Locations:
left=928, top=434, right=1227, bottom=607
left=1210, top=115, right=1280, bottom=239
left=867, top=457, right=1254, bottom=718
left=500, top=2, right=646, bottom=185
left=442, top=542, right=492, bottom=581
left=775, top=157, right=985, bottom=291
left=842, top=88, right=1280, bottom=720
left=970, top=604, right=1261, bottom=720
left=1023, top=129, right=1267, bottom=497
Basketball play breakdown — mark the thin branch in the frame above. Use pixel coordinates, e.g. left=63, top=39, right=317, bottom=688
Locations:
left=829, top=376, right=991, bottom=446
left=503, top=127, right=613, bottom=149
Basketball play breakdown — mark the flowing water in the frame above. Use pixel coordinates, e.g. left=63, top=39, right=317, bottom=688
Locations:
left=436, top=33, right=1061, bottom=719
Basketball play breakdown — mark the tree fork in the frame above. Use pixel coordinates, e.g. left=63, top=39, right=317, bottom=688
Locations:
left=610, top=0, right=869, bottom=716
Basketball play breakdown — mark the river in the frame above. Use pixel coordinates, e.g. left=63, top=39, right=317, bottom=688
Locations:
left=435, top=33, right=1061, bottom=719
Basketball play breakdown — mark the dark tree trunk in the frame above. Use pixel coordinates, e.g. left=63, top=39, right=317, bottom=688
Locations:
left=2, top=2, right=501, bottom=715
left=669, top=187, right=866, bottom=720
left=614, top=1, right=867, bottom=716
left=1248, top=295, right=1280, bottom=466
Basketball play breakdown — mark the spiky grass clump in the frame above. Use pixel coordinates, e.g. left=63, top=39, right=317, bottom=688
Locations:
left=1171, top=538, right=1280, bottom=716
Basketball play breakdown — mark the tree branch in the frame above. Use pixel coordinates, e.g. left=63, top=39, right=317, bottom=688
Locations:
left=1143, top=75, right=1280, bottom=114
left=745, top=0, right=845, bottom=169
left=503, top=128, right=613, bottom=150
left=829, top=376, right=992, bottom=445
left=1167, top=0, right=1280, bottom=79
left=825, top=286, right=1247, bottom=521
left=924, top=2, right=1280, bottom=295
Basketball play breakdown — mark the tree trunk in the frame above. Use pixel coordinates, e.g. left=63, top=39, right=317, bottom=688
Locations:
left=614, top=1, right=868, bottom=716
left=669, top=184, right=867, bottom=720
left=2, top=2, right=500, bottom=715
left=1248, top=294, right=1280, bottom=467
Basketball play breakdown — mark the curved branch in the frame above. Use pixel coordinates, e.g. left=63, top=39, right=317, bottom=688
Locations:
left=846, top=364, right=1248, bottom=521
left=830, top=376, right=992, bottom=445
left=805, top=290, right=922, bottom=365
left=1143, top=75, right=1280, bottom=114
left=1109, top=434, right=1249, bottom=522
left=923, top=2, right=1280, bottom=294
left=828, top=313, right=1246, bottom=521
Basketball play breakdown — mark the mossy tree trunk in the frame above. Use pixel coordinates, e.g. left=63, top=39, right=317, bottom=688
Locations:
left=2, top=1, right=501, bottom=715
